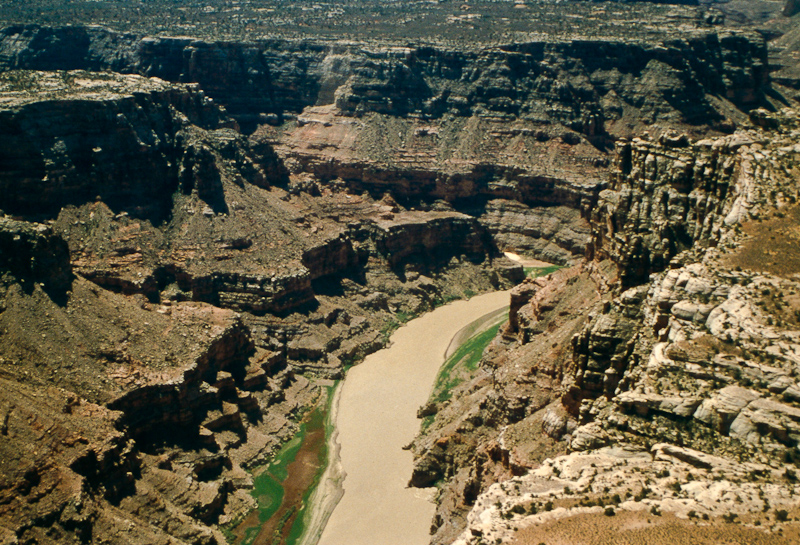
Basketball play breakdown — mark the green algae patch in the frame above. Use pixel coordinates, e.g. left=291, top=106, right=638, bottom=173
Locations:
left=422, top=311, right=507, bottom=431
left=232, top=387, right=333, bottom=545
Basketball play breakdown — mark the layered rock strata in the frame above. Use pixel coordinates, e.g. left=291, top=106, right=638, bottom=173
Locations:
left=0, top=70, right=233, bottom=221
left=0, top=22, right=770, bottom=138
left=413, top=108, right=800, bottom=545
left=0, top=70, right=515, bottom=325
left=0, top=15, right=782, bottom=279
left=0, top=215, right=323, bottom=545
left=0, top=7, right=795, bottom=545
left=587, top=115, right=800, bottom=287
left=0, top=216, right=71, bottom=294
left=257, top=105, right=605, bottom=264
left=0, top=70, right=521, bottom=544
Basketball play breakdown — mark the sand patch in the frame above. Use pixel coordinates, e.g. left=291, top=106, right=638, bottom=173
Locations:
left=512, top=510, right=800, bottom=545
left=503, top=251, right=554, bottom=269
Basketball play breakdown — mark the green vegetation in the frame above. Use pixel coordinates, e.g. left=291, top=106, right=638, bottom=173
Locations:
left=235, top=431, right=304, bottom=545
left=284, top=402, right=331, bottom=545
left=379, top=310, right=417, bottom=342
left=432, top=294, right=461, bottom=308
left=421, top=312, right=507, bottom=431
left=0, top=0, right=701, bottom=45
left=231, top=387, right=334, bottom=545
left=432, top=315, right=506, bottom=401
left=524, top=265, right=563, bottom=279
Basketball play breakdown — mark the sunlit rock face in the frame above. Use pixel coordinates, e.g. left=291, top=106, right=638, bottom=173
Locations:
left=414, top=109, right=800, bottom=545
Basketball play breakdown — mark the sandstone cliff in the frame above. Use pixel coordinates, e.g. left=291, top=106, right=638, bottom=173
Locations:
left=0, top=22, right=771, bottom=138
left=412, top=108, right=800, bottom=545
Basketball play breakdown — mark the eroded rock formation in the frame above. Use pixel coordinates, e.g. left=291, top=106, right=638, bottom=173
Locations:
left=413, top=108, right=800, bottom=545
left=0, top=68, right=521, bottom=544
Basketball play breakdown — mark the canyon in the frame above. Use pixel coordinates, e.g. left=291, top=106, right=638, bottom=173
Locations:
left=0, top=1, right=799, bottom=545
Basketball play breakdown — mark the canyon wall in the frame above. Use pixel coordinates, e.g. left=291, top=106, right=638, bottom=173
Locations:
left=412, top=108, right=800, bottom=545
left=0, top=216, right=71, bottom=293
left=0, top=68, right=523, bottom=544
left=0, top=70, right=240, bottom=221
left=587, top=128, right=775, bottom=287
left=0, top=11, right=796, bottom=545
left=0, top=20, right=775, bottom=272
left=0, top=215, right=313, bottom=545
left=0, top=23, right=770, bottom=136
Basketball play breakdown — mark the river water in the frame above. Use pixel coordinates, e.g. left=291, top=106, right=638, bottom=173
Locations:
left=310, top=290, right=511, bottom=545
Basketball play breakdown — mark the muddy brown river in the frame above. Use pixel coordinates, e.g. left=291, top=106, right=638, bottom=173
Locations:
left=309, top=291, right=511, bottom=545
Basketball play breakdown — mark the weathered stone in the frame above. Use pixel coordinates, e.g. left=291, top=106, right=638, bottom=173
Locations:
left=693, top=386, right=760, bottom=433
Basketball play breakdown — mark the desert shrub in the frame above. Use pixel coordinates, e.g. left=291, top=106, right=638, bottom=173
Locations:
left=634, top=487, right=650, bottom=501
left=650, top=505, right=661, bottom=516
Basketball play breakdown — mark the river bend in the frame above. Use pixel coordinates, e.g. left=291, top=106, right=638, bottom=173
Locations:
left=315, top=291, right=511, bottom=545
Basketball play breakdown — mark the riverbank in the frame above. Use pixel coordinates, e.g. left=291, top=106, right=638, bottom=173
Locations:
left=308, top=290, right=511, bottom=545
left=444, top=306, right=508, bottom=360
left=296, top=383, right=344, bottom=545
left=231, top=387, right=333, bottom=545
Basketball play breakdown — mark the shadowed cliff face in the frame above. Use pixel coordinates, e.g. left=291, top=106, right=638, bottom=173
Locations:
left=0, top=23, right=771, bottom=136
left=0, top=217, right=71, bottom=295
left=0, top=70, right=237, bottom=222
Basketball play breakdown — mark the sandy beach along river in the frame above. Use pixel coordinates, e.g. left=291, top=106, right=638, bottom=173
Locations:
left=305, top=290, right=511, bottom=545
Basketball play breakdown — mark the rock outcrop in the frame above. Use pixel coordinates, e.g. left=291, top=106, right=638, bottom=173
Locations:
left=0, top=216, right=71, bottom=294
left=587, top=116, right=799, bottom=287
left=478, top=199, right=591, bottom=264
left=410, top=263, right=616, bottom=543
left=0, top=70, right=233, bottom=222
left=412, top=109, right=800, bottom=544
left=0, top=215, right=322, bottom=545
